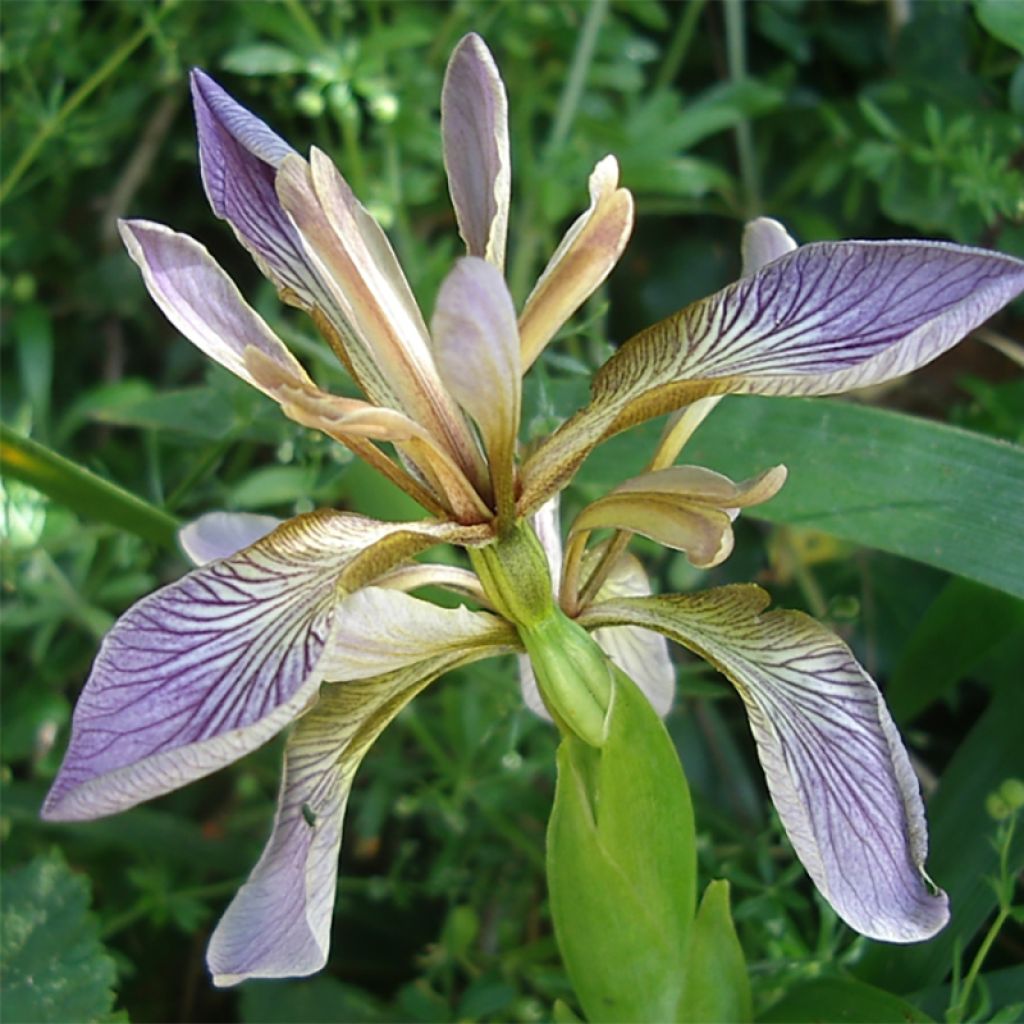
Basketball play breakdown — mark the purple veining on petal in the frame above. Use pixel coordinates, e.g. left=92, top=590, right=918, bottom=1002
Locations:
left=190, top=70, right=323, bottom=308
left=41, top=514, right=352, bottom=821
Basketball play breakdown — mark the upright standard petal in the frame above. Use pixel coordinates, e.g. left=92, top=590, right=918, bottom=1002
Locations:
left=741, top=217, right=797, bottom=276
left=190, top=70, right=328, bottom=311
left=519, top=157, right=634, bottom=370
left=432, top=258, right=521, bottom=516
left=581, top=585, right=950, bottom=942
left=179, top=511, right=282, bottom=565
left=42, top=512, right=476, bottom=821
left=442, top=33, right=511, bottom=271
left=209, top=643, right=511, bottom=986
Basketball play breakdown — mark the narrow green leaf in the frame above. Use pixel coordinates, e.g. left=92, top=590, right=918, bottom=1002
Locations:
left=547, top=669, right=696, bottom=1023
left=758, top=976, right=933, bottom=1023
left=0, top=425, right=179, bottom=547
left=888, top=579, right=1024, bottom=722
left=0, top=850, right=119, bottom=1024
left=580, top=397, right=1024, bottom=599
left=855, top=683, right=1024, bottom=992
left=678, top=880, right=751, bottom=1023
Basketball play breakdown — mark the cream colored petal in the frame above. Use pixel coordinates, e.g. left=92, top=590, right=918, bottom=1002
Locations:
left=442, top=33, right=511, bottom=271
left=519, top=156, right=635, bottom=370
left=612, top=464, right=788, bottom=509
left=179, top=511, right=282, bottom=566
left=319, top=586, right=514, bottom=680
left=741, top=217, right=797, bottom=276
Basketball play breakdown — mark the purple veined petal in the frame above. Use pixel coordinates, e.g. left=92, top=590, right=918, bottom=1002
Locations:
left=741, top=217, right=797, bottom=277
left=581, top=585, right=950, bottom=942
left=593, top=240, right=1024, bottom=417
left=208, top=645, right=512, bottom=985
left=179, top=511, right=283, bottom=566
left=190, top=70, right=328, bottom=310
left=442, top=33, right=511, bottom=271
left=41, top=512, right=449, bottom=822
left=432, top=257, right=521, bottom=514
left=319, top=586, right=515, bottom=681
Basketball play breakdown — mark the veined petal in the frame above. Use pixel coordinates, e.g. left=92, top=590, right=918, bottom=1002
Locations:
left=609, top=464, right=788, bottom=509
left=432, top=258, right=521, bottom=515
left=581, top=585, right=950, bottom=942
left=42, top=512, right=480, bottom=822
left=208, top=643, right=511, bottom=986
left=519, top=156, right=635, bottom=371
left=442, top=33, right=511, bottom=271
left=521, top=240, right=1024, bottom=512
left=190, top=70, right=329, bottom=311
left=319, top=586, right=515, bottom=680
left=741, top=217, right=797, bottom=276
left=179, top=511, right=282, bottom=565
left=592, top=240, right=1024, bottom=431
left=43, top=512, right=381, bottom=821
left=119, top=219, right=313, bottom=398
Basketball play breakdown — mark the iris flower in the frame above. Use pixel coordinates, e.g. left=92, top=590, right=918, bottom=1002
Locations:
left=43, top=34, right=1024, bottom=986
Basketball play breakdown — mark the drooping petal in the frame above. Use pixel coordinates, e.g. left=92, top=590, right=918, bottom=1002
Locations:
left=43, top=512, right=379, bottom=821
left=179, top=511, right=282, bottom=565
left=208, top=643, right=511, bottom=986
left=569, top=466, right=786, bottom=569
left=741, top=217, right=797, bottom=276
left=190, top=70, right=328, bottom=310
left=520, top=240, right=1024, bottom=512
left=519, top=157, right=635, bottom=370
left=432, top=257, right=521, bottom=515
left=581, top=585, right=950, bottom=942
left=42, top=512, right=483, bottom=822
left=442, top=33, right=511, bottom=271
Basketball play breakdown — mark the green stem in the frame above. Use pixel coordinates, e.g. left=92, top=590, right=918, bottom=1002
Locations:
left=1, top=5, right=170, bottom=204
left=723, top=0, right=761, bottom=218
left=654, top=0, right=707, bottom=91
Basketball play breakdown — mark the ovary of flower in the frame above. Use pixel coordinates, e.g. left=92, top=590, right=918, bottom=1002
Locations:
left=43, top=30, right=1024, bottom=988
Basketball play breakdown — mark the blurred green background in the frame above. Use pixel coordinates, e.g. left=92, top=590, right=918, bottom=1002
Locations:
left=2, top=2, right=1023, bottom=1021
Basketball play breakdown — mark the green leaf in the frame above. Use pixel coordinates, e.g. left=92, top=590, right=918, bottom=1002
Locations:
left=0, top=424, right=180, bottom=547
left=580, top=397, right=1024, bottom=600
left=887, top=578, right=1024, bottom=722
left=547, top=669, right=696, bottom=1023
left=855, top=683, right=1024, bottom=992
left=678, top=880, right=751, bottom=1023
left=238, top=975, right=386, bottom=1023
left=974, top=0, right=1024, bottom=55
left=0, top=850, right=118, bottom=1024
left=758, top=976, right=933, bottom=1023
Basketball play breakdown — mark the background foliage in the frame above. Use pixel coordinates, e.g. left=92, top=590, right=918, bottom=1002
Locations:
left=2, top=2, right=1022, bottom=1022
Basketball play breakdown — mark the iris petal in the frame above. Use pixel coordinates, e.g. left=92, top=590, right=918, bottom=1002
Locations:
left=581, top=585, right=950, bottom=942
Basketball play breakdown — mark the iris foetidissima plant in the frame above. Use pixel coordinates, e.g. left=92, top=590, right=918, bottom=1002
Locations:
left=41, top=32, right=1024, bottom=1016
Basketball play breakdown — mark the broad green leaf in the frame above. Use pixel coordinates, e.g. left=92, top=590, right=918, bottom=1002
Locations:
left=238, top=975, right=386, bottom=1023
left=0, top=424, right=180, bottom=547
left=887, top=578, right=1024, bottom=722
left=580, top=396, right=1024, bottom=600
left=855, top=683, right=1024, bottom=992
left=678, top=880, right=751, bottom=1023
left=974, top=0, right=1024, bottom=55
left=0, top=851, right=118, bottom=1024
left=547, top=668, right=696, bottom=1023
left=758, top=976, right=932, bottom=1023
